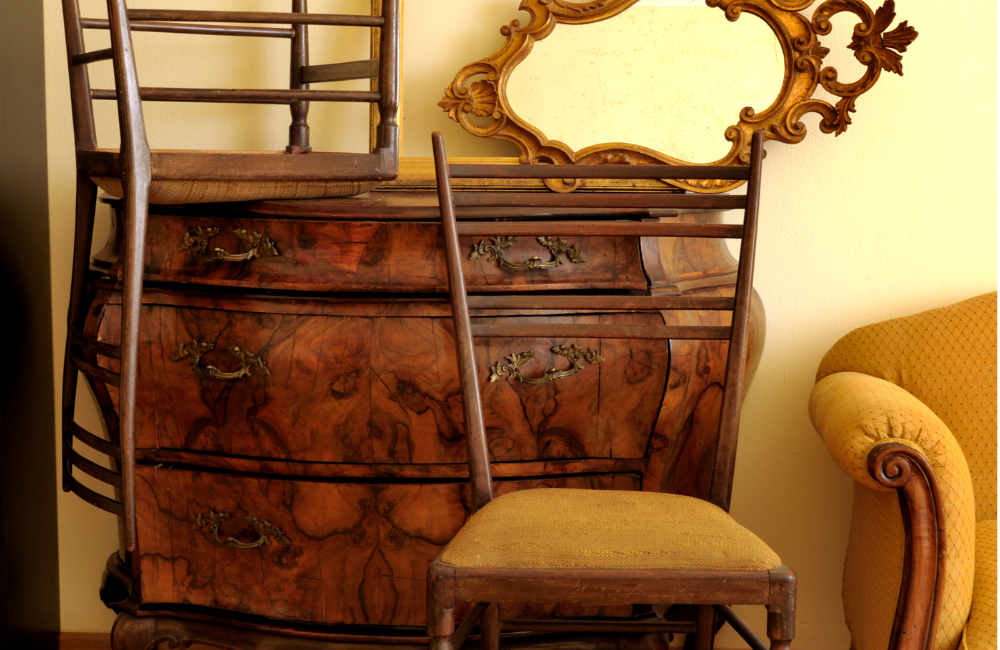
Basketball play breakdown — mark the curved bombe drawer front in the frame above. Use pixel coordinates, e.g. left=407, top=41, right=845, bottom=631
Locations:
left=136, top=466, right=639, bottom=625
left=94, top=291, right=669, bottom=465
left=109, top=213, right=647, bottom=292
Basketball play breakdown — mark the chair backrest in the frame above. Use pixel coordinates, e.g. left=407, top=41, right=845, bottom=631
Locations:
left=60, top=0, right=400, bottom=186
left=432, top=131, right=765, bottom=513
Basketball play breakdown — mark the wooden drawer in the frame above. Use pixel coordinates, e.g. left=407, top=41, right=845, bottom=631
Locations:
left=99, top=212, right=647, bottom=292
left=95, top=290, right=670, bottom=465
left=136, top=466, right=639, bottom=625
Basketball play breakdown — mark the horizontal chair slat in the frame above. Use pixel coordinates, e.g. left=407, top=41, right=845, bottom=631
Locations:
left=466, top=295, right=736, bottom=311
left=469, top=324, right=731, bottom=340
left=66, top=420, right=121, bottom=460
left=71, top=328, right=122, bottom=359
left=452, top=192, right=746, bottom=210
left=67, top=477, right=124, bottom=516
left=457, top=221, right=743, bottom=239
left=501, top=620, right=696, bottom=634
left=72, top=48, right=113, bottom=65
left=69, top=448, right=124, bottom=489
left=302, top=59, right=380, bottom=83
left=91, top=87, right=380, bottom=105
left=71, top=354, right=121, bottom=387
left=449, top=163, right=751, bottom=181
left=81, top=17, right=294, bottom=38
left=124, top=10, right=384, bottom=27
left=451, top=208, right=677, bottom=220
left=452, top=567, right=770, bottom=606
left=79, top=149, right=397, bottom=182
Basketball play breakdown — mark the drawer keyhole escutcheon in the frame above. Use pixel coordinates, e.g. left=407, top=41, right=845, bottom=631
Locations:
left=193, top=510, right=290, bottom=550
left=470, top=236, right=585, bottom=271
left=180, top=226, right=280, bottom=262
left=490, top=344, right=604, bottom=385
left=172, top=340, right=270, bottom=380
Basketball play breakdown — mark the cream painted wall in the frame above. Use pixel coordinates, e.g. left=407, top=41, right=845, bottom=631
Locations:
left=43, top=1, right=996, bottom=648
left=507, top=5, right=783, bottom=162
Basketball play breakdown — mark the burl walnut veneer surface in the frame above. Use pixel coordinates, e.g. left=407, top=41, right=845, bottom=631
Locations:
left=83, top=196, right=763, bottom=630
left=105, top=213, right=647, bottom=293
left=96, top=295, right=669, bottom=466
left=136, top=467, right=638, bottom=624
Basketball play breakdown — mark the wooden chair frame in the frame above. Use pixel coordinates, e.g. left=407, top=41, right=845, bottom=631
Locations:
left=428, top=130, right=795, bottom=650
left=59, top=0, right=400, bottom=553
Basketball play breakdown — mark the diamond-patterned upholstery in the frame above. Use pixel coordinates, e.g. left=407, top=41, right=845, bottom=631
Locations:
left=439, top=489, right=783, bottom=571
left=964, top=519, right=997, bottom=650
left=809, top=292, right=996, bottom=650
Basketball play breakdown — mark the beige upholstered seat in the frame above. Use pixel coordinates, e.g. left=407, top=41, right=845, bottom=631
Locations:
left=440, top=488, right=783, bottom=572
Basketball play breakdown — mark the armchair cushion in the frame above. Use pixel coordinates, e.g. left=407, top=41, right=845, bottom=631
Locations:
left=810, top=371, right=976, bottom=650
left=816, top=292, right=996, bottom=521
left=964, top=519, right=997, bottom=650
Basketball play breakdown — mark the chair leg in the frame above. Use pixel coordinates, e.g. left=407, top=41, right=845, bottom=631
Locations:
left=430, top=635, right=454, bottom=650
left=767, top=567, right=797, bottom=650
left=693, top=605, right=717, bottom=650
left=428, top=561, right=457, bottom=650
left=118, top=172, right=150, bottom=553
left=62, top=174, right=99, bottom=491
left=480, top=603, right=500, bottom=650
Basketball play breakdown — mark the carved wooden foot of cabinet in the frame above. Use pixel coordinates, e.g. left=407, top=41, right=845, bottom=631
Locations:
left=111, top=613, right=192, bottom=650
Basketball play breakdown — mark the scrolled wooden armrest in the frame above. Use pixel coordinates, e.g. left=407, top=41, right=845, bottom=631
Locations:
left=866, top=442, right=946, bottom=650
left=809, top=372, right=969, bottom=650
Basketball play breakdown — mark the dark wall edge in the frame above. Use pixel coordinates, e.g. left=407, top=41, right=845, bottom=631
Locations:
left=0, top=1, right=61, bottom=648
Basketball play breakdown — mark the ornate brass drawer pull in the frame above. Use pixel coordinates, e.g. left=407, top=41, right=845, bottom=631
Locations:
left=172, top=341, right=270, bottom=380
left=470, top=236, right=585, bottom=271
left=192, top=510, right=289, bottom=550
left=180, top=226, right=280, bottom=262
left=490, top=344, right=604, bottom=385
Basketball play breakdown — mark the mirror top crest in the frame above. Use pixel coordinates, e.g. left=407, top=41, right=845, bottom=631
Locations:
left=440, top=0, right=917, bottom=193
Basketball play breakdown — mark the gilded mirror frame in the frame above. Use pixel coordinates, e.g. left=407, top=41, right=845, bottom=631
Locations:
left=440, top=0, right=916, bottom=192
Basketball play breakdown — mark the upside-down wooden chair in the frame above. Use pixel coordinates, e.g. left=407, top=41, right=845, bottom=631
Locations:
left=429, top=130, right=795, bottom=650
left=59, top=0, right=399, bottom=554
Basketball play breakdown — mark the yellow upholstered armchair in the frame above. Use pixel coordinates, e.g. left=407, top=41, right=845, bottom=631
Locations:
left=809, top=292, right=996, bottom=650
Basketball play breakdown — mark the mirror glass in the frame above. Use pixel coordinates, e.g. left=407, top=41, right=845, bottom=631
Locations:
left=505, top=0, right=784, bottom=163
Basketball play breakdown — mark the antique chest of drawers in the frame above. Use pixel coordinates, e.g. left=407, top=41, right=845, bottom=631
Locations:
left=85, top=190, right=763, bottom=641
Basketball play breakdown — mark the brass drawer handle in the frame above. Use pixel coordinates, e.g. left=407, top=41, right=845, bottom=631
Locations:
left=180, top=226, right=280, bottom=262
left=470, top=236, right=584, bottom=271
left=172, top=340, right=270, bottom=380
left=490, top=344, right=604, bottom=385
left=193, top=510, right=290, bottom=550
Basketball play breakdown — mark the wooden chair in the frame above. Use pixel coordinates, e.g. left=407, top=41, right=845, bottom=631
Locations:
left=59, top=0, right=399, bottom=554
left=429, top=130, right=795, bottom=650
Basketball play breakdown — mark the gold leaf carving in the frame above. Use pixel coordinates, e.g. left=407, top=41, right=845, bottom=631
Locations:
left=441, top=0, right=917, bottom=191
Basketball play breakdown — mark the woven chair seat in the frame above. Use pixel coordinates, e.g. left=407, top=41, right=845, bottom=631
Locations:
left=440, top=488, right=782, bottom=572
left=94, top=177, right=381, bottom=205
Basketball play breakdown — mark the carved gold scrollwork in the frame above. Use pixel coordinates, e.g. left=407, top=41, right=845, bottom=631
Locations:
left=172, top=340, right=270, bottom=380
left=441, top=0, right=916, bottom=193
left=470, top=235, right=585, bottom=271
left=193, top=510, right=290, bottom=550
left=790, top=0, right=918, bottom=135
left=490, top=344, right=604, bottom=385
left=180, top=226, right=280, bottom=262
